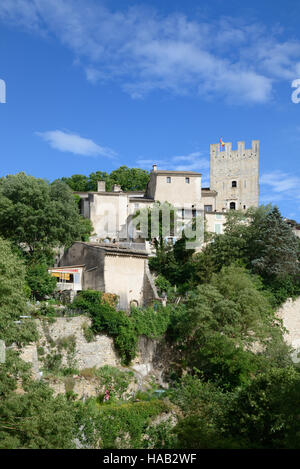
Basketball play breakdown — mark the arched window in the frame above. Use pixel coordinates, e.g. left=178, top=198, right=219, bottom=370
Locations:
left=230, top=202, right=236, bottom=210
left=130, top=300, right=139, bottom=308
left=232, top=181, right=237, bottom=188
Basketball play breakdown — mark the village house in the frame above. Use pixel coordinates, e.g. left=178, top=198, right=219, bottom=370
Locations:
left=50, top=140, right=261, bottom=308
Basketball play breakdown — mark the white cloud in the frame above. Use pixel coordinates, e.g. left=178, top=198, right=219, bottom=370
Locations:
left=36, top=130, right=116, bottom=158
left=1, top=1, right=299, bottom=103
left=261, top=171, right=300, bottom=194
left=260, top=170, right=300, bottom=214
left=136, top=151, right=209, bottom=176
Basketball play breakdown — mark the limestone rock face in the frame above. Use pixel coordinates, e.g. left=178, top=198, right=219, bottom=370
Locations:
left=18, top=316, right=169, bottom=396
left=277, top=297, right=300, bottom=362
left=36, top=316, right=121, bottom=369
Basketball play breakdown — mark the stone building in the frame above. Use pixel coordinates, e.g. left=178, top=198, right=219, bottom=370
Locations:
left=51, top=241, right=159, bottom=310
left=210, top=140, right=260, bottom=212
left=48, top=140, right=300, bottom=311
left=76, top=140, right=260, bottom=242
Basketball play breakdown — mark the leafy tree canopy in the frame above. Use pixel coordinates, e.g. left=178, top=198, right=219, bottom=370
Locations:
left=0, top=173, right=92, bottom=258
left=0, top=237, right=37, bottom=346
left=61, top=166, right=150, bottom=192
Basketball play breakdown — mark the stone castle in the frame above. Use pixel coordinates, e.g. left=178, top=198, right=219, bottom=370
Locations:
left=51, top=140, right=260, bottom=309
left=76, top=139, right=260, bottom=240
left=210, top=140, right=259, bottom=211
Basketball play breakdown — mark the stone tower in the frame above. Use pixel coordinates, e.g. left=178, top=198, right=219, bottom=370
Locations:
left=210, top=140, right=259, bottom=211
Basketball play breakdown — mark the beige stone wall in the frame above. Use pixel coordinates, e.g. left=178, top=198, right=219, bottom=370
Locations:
left=277, top=297, right=300, bottom=362
left=147, top=172, right=202, bottom=206
left=210, top=140, right=259, bottom=211
left=201, top=194, right=217, bottom=212
left=104, top=254, right=146, bottom=309
left=37, top=317, right=121, bottom=369
left=205, top=212, right=226, bottom=234
left=18, top=316, right=167, bottom=396
left=292, top=228, right=300, bottom=238
left=89, top=193, right=129, bottom=239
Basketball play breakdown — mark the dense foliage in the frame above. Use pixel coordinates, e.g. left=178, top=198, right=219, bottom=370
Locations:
left=150, top=204, right=300, bottom=304
left=0, top=173, right=92, bottom=257
left=72, top=290, right=171, bottom=364
left=0, top=165, right=300, bottom=451
left=0, top=237, right=37, bottom=346
left=77, top=398, right=173, bottom=449
left=0, top=173, right=93, bottom=300
left=61, top=166, right=150, bottom=192
left=0, top=239, right=77, bottom=449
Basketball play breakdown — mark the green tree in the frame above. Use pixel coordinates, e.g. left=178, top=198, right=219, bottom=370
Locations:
left=224, top=367, right=300, bottom=448
left=25, top=263, right=57, bottom=301
left=0, top=173, right=92, bottom=258
left=109, top=166, right=150, bottom=191
left=61, top=166, right=150, bottom=192
left=249, top=206, right=300, bottom=279
left=167, top=265, right=288, bottom=389
left=61, top=174, right=90, bottom=192
left=0, top=237, right=37, bottom=346
left=87, top=171, right=111, bottom=191
left=0, top=381, right=77, bottom=449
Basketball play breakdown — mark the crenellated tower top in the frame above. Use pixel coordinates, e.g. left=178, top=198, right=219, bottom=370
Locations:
left=210, top=140, right=259, bottom=211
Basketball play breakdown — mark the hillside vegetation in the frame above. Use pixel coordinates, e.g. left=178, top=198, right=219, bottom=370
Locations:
left=0, top=172, right=299, bottom=448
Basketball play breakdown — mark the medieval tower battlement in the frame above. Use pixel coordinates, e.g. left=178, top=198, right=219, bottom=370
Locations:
left=210, top=140, right=259, bottom=212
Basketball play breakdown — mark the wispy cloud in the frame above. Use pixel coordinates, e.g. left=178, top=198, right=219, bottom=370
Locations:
left=36, top=130, right=116, bottom=158
left=1, top=1, right=300, bottom=103
left=261, top=171, right=300, bottom=193
left=260, top=171, right=300, bottom=209
left=136, top=151, right=210, bottom=184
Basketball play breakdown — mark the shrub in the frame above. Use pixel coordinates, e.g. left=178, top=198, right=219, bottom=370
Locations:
left=26, top=263, right=57, bottom=301
left=72, top=291, right=172, bottom=365
left=95, top=366, right=134, bottom=399
left=82, top=322, right=95, bottom=342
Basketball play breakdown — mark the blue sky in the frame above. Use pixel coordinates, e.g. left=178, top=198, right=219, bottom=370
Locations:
left=0, top=0, right=300, bottom=220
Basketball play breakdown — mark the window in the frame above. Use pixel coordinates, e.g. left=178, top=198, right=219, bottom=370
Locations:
left=230, top=202, right=236, bottom=210
left=166, top=177, right=171, bottom=183
left=232, top=181, right=237, bottom=188
left=204, top=205, right=213, bottom=212
left=185, top=177, right=190, bottom=184
left=192, top=209, right=197, bottom=218
left=216, top=214, right=222, bottom=219
left=243, top=205, right=246, bottom=210
left=52, top=272, right=74, bottom=284
left=182, top=208, right=185, bottom=219
left=215, top=224, right=222, bottom=234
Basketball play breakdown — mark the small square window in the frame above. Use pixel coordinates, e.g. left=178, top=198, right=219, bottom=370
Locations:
left=185, top=177, right=190, bottom=184
left=166, top=177, right=171, bottom=183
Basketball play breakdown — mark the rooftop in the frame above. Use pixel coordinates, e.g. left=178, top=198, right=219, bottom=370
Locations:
left=152, top=170, right=202, bottom=176
left=79, top=241, right=149, bottom=257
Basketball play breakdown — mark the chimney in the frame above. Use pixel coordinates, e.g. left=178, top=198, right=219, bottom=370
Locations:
left=97, top=180, right=106, bottom=192
left=152, top=164, right=157, bottom=172
left=113, top=184, right=122, bottom=192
